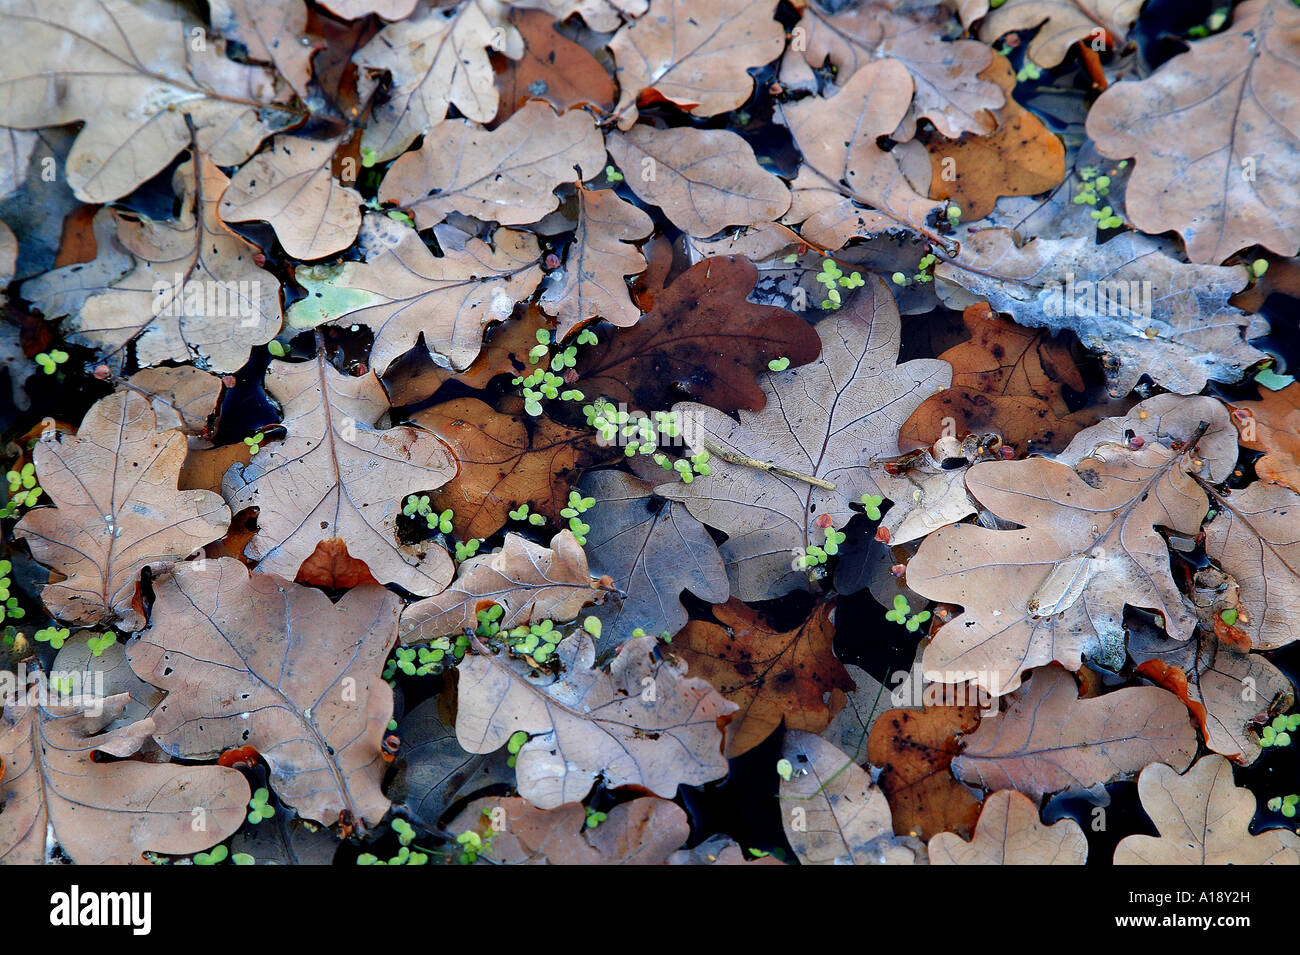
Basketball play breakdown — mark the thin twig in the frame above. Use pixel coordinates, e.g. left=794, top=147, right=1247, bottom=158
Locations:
left=704, top=441, right=837, bottom=490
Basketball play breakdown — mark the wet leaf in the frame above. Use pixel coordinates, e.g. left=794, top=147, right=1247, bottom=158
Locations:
left=929, top=790, right=1087, bottom=865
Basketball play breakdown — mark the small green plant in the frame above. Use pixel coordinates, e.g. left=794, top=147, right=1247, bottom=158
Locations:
left=776, top=758, right=793, bottom=781
left=813, top=257, right=865, bottom=309
left=506, top=729, right=528, bottom=768
left=232, top=852, right=255, bottom=865
left=193, top=845, right=228, bottom=865
left=386, top=209, right=414, bottom=227
left=361, top=147, right=378, bottom=168
left=605, top=164, right=624, bottom=183
left=768, top=356, right=790, bottom=372
left=884, top=594, right=930, bottom=631
left=247, top=787, right=275, bottom=824
left=35, top=625, right=68, bottom=649
left=1015, top=61, right=1041, bottom=82
left=35, top=349, right=69, bottom=375
left=508, top=503, right=548, bottom=526
left=267, top=340, right=288, bottom=358
left=859, top=493, right=884, bottom=520
left=86, top=631, right=117, bottom=656
left=1261, top=713, right=1300, bottom=748
left=945, top=204, right=962, bottom=225
left=1252, top=258, right=1270, bottom=277
left=476, top=604, right=504, bottom=638
left=454, top=538, right=482, bottom=562
left=1269, top=794, right=1300, bottom=818
left=585, top=808, right=607, bottom=829
left=3, top=463, right=43, bottom=516
left=1220, top=607, right=1239, bottom=626
left=583, top=615, right=602, bottom=638
left=1090, top=205, right=1123, bottom=230
left=243, top=432, right=266, bottom=455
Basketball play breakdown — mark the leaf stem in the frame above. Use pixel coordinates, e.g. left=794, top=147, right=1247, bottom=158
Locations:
left=703, top=441, right=837, bottom=490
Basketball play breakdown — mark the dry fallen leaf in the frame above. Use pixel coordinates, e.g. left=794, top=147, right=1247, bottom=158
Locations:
left=976, top=0, right=1145, bottom=70
left=0, top=0, right=300, bottom=203
left=780, top=731, right=927, bottom=865
left=354, top=0, right=522, bottom=162
left=1087, top=0, right=1300, bottom=264
left=219, top=135, right=362, bottom=261
left=412, top=396, right=612, bottom=540
left=129, top=557, right=399, bottom=828
left=14, top=390, right=231, bottom=631
left=222, top=354, right=457, bottom=596
left=400, top=531, right=608, bottom=642
left=0, top=691, right=249, bottom=864
left=657, top=277, right=950, bottom=600
left=606, top=126, right=791, bottom=239
left=609, top=0, right=785, bottom=129
left=674, top=600, right=851, bottom=757
left=929, top=790, right=1087, bottom=865
left=1229, top=383, right=1300, bottom=493
left=952, top=667, right=1197, bottom=799
left=210, top=0, right=314, bottom=100
left=455, top=632, right=736, bottom=808
left=380, top=101, right=605, bottom=229
left=1114, top=755, right=1300, bottom=865
left=494, top=8, right=617, bottom=122
left=286, top=214, right=543, bottom=376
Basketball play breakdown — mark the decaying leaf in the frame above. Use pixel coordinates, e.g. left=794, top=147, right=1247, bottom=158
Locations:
left=935, top=229, right=1267, bottom=396
left=976, top=0, right=1145, bottom=70
left=495, top=9, right=617, bottom=122
left=286, top=214, right=543, bottom=376
left=538, top=184, right=653, bottom=336
left=1230, top=383, right=1300, bottom=493
left=73, top=157, right=282, bottom=373
left=577, top=470, right=727, bottom=647
left=606, top=126, right=791, bottom=239
left=219, top=135, right=362, bottom=261
left=210, top=0, right=314, bottom=100
left=380, top=102, right=605, bottom=229
left=0, top=0, right=299, bottom=203
left=780, top=60, right=946, bottom=248
left=1114, top=755, right=1300, bottom=865
left=952, top=667, right=1197, bottom=799
left=908, top=441, right=1207, bottom=696
left=609, top=0, right=785, bottom=129
left=412, top=397, right=612, bottom=540
left=14, top=390, right=231, bottom=631
left=401, top=531, right=608, bottom=642
left=355, top=0, right=522, bottom=162
left=780, top=731, right=927, bottom=865
left=929, top=790, right=1087, bottom=865
left=576, top=254, right=821, bottom=415
left=455, top=632, right=736, bottom=808
left=786, top=1, right=1004, bottom=139
left=674, top=600, right=851, bottom=757
left=0, top=691, right=248, bottom=864
left=1202, top=482, right=1300, bottom=651
left=222, top=355, right=457, bottom=596
left=1087, top=0, right=1300, bottom=264
left=657, top=278, right=950, bottom=600
left=127, top=366, right=223, bottom=435
left=447, top=795, right=689, bottom=864
left=868, top=704, right=984, bottom=842
left=128, top=558, right=398, bottom=828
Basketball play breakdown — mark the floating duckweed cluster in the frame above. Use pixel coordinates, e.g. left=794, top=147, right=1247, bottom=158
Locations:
left=34, top=349, right=68, bottom=375
left=402, top=495, right=454, bottom=535
left=508, top=503, right=547, bottom=526
left=808, top=256, right=865, bottom=309
left=1260, top=713, right=1300, bottom=748
left=1073, top=166, right=1126, bottom=230
left=243, top=431, right=266, bottom=455
left=794, top=522, right=846, bottom=569
left=359, top=817, right=429, bottom=865
left=892, top=253, right=937, bottom=288
left=585, top=808, right=607, bottom=829
left=0, top=560, right=25, bottom=623
left=885, top=594, right=931, bottom=633
left=514, top=328, right=597, bottom=415
left=3, top=463, right=43, bottom=516
left=859, top=493, right=884, bottom=520
left=384, top=636, right=461, bottom=679
left=247, top=787, right=275, bottom=824
left=560, top=488, right=595, bottom=543
left=1268, top=794, right=1300, bottom=818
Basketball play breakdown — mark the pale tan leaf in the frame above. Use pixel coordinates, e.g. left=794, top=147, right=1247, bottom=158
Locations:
left=126, top=366, right=223, bottom=435
left=978, top=0, right=1145, bottom=70
left=220, top=135, right=362, bottom=260
left=210, top=0, right=314, bottom=99
left=401, top=531, right=609, bottom=642
left=609, top=0, right=785, bottom=128
left=510, top=0, right=647, bottom=33
left=929, top=790, right=1087, bottom=865
left=76, top=157, right=282, bottom=374
left=952, top=667, right=1198, bottom=799
left=606, top=126, right=791, bottom=238
left=0, top=692, right=248, bottom=864
left=14, top=391, right=230, bottom=631
left=222, top=354, right=457, bottom=596
left=286, top=214, right=543, bottom=375
left=1115, top=755, right=1300, bottom=864
left=656, top=277, right=950, bottom=601
left=380, top=101, right=605, bottom=228
left=455, top=632, right=737, bottom=808
left=1087, top=0, right=1300, bottom=263
left=355, top=0, right=522, bottom=162
left=538, top=184, right=652, bottom=336
left=780, top=731, right=927, bottom=865
left=320, top=0, right=418, bottom=21
left=0, top=0, right=299, bottom=203
left=128, top=558, right=399, bottom=828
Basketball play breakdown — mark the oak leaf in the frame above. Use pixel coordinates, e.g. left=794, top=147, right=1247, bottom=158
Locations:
left=780, top=731, right=927, bottom=865
left=1087, top=0, right=1300, bottom=264
left=0, top=0, right=299, bottom=203
left=1229, top=382, right=1300, bottom=493
left=907, top=442, right=1207, bottom=696
left=286, top=214, right=543, bottom=376
left=674, top=600, right=851, bottom=757
left=1114, top=755, right=1300, bottom=864
left=608, top=0, right=785, bottom=129
left=210, top=0, right=314, bottom=100
left=495, top=9, right=617, bottom=122
left=0, top=691, right=248, bottom=864
left=656, top=277, right=950, bottom=600
left=379, top=102, right=606, bottom=229
left=14, top=390, right=231, bottom=631
left=976, top=0, right=1144, bottom=70
left=577, top=470, right=728, bottom=647
left=929, top=790, right=1087, bottom=865
left=222, top=355, right=457, bottom=596
left=219, top=135, right=362, bottom=261
left=128, top=558, right=399, bottom=828
left=509, top=0, right=647, bottom=33
left=606, top=126, right=791, bottom=239
left=576, top=254, right=821, bottom=415
left=454, top=632, right=736, bottom=808
left=951, top=667, right=1197, bottom=799
left=400, top=531, right=609, bottom=642
left=411, top=397, right=613, bottom=540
